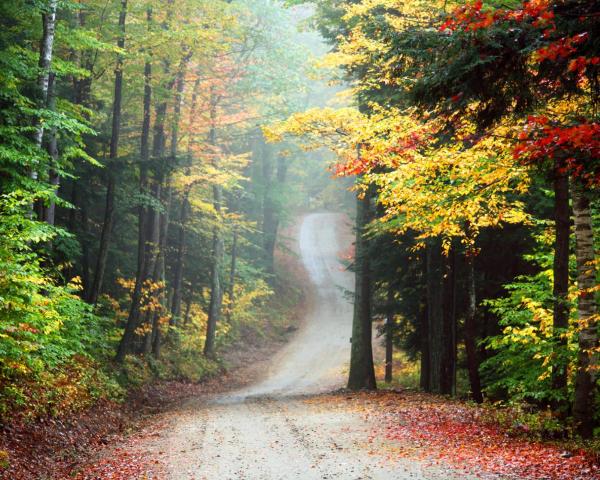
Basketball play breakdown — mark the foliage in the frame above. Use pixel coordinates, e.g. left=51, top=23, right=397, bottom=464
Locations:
left=0, top=193, right=121, bottom=420
left=481, top=231, right=577, bottom=403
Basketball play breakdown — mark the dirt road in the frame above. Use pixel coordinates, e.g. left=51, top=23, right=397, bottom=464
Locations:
left=137, top=213, right=480, bottom=479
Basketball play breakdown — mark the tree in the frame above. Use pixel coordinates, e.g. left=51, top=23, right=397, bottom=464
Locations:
left=572, top=184, right=598, bottom=438
left=347, top=179, right=377, bottom=390
left=89, top=0, right=127, bottom=306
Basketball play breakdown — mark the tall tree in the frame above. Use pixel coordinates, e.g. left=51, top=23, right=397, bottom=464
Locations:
left=347, top=178, right=376, bottom=390
left=204, top=91, right=224, bottom=358
left=384, top=286, right=394, bottom=384
left=170, top=74, right=201, bottom=325
left=121, top=6, right=154, bottom=357
left=33, top=0, right=58, bottom=155
left=464, top=250, right=483, bottom=403
left=551, top=163, right=571, bottom=413
left=88, top=0, right=128, bottom=305
left=572, top=183, right=598, bottom=438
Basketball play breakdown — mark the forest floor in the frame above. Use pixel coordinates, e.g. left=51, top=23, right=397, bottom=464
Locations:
left=0, top=329, right=292, bottom=480
left=4, top=212, right=600, bottom=480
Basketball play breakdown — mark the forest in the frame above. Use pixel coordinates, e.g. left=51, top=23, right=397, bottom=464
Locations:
left=0, top=0, right=599, bottom=478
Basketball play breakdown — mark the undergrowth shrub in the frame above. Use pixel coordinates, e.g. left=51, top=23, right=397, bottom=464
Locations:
left=0, top=195, right=122, bottom=421
left=480, top=235, right=577, bottom=407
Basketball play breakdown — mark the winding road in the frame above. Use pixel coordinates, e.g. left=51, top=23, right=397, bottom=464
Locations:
left=144, top=213, right=478, bottom=479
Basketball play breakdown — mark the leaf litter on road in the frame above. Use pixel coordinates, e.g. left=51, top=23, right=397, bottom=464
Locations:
left=307, top=390, right=600, bottom=480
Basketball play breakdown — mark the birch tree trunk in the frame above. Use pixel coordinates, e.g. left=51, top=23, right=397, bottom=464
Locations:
left=31, top=0, right=58, bottom=219
left=572, top=183, right=598, bottom=438
left=33, top=0, right=58, bottom=156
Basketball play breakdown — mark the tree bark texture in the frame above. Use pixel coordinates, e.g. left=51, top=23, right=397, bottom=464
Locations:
left=426, top=239, right=445, bottom=394
left=572, top=183, right=598, bottom=438
left=170, top=190, right=189, bottom=325
left=33, top=0, right=58, bottom=156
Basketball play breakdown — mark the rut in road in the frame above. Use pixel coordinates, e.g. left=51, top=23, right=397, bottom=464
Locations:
left=134, top=212, right=486, bottom=480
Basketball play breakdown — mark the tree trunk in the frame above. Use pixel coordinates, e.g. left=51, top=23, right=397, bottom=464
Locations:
left=136, top=173, right=160, bottom=352
left=137, top=180, right=161, bottom=354
left=204, top=217, right=223, bottom=358
left=43, top=73, right=59, bottom=225
left=170, top=190, right=189, bottom=325
left=31, top=0, right=58, bottom=217
left=183, top=298, right=192, bottom=326
left=33, top=0, right=58, bottom=157
left=464, top=252, right=484, bottom=403
left=419, top=250, right=430, bottom=391
left=137, top=6, right=153, bottom=284
left=419, top=279, right=430, bottom=390
left=347, top=177, right=376, bottom=390
left=261, top=146, right=289, bottom=277
left=149, top=185, right=171, bottom=357
left=80, top=196, right=91, bottom=296
left=441, top=246, right=456, bottom=395
left=426, top=239, right=445, bottom=394
left=170, top=71, right=201, bottom=325
left=551, top=162, right=571, bottom=413
left=115, top=8, right=153, bottom=362
left=89, top=0, right=127, bottom=306
left=169, top=48, right=191, bottom=166
left=226, top=227, right=238, bottom=322
left=204, top=92, right=223, bottom=358
left=262, top=140, right=276, bottom=275
left=88, top=173, right=115, bottom=305
left=277, top=153, right=289, bottom=184
left=167, top=49, right=191, bottom=326
left=117, top=7, right=182, bottom=360
left=572, top=183, right=598, bottom=438
left=385, top=287, right=394, bottom=384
